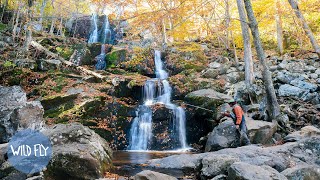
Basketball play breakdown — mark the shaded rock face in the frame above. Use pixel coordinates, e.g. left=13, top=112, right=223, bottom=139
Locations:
left=70, top=43, right=112, bottom=66
left=227, top=162, right=287, bottom=180
left=134, top=170, right=177, bottom=180
left=205, top=120, right=240, bottom=152
left=0, top=86, right=44, bottom=143
left=281, top=165, right=320, bottom=180
left=43, top=123, right=112, bottom=180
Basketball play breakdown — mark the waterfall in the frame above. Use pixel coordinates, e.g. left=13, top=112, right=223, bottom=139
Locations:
left=128, top=50, right=189, bottom=151
left=88, top=14, right=98, bottom=43
left=101, top=15, right=111, bottom=44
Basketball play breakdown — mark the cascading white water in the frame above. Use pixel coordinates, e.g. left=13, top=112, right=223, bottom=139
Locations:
left=128, top=50, right=189, bottom=151
left=101, top=15, right=111, bottom=44
left=88, top=14, right=98, bottom=43
left=128, top=107, right=153, bottom=150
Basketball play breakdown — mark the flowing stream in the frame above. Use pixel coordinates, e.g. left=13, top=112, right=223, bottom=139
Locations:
left=128, top=50, right=189, bottom=151
left=88, top=14, right=98, bottom=43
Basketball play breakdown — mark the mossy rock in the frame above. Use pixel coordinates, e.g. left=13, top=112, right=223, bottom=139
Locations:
left=120, top=47, right=154, bottom=75
left=185, top=89, right=233, bottom=110
left=106, top=47, right=127, bottom=68
left=166, top=42, right=208, bottom=75
left=57, top=97, right=105, bottom=119
left=41, top=93, right=78, bottom=111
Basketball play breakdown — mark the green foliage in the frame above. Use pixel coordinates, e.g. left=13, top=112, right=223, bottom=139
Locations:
left=56, top=46, right=73, bottom=60
left=0, top=23, right=7, bottom=31
left=3, top=61, right=16, bottom=68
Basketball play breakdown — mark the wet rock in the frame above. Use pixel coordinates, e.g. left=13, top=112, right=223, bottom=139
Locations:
left=201, top=154, right=239, bottom=178
left=148, top=153, right=205, bottom=170
left=227, top=162, right=287, bottom=180
left=0, top=86, right=44, bottom=143
left=43, top=123, right=112, bottom=180
left=134, top=170, right=177, bottom=180
left=281, top=165, right=320, bottom=180
left=106, top=47, right=127, bottom=68
left=13, top=59, right=37, bottom=70
left=205, top=120, right=240, bottom=152
left=95, top=53, right=107, bottom=70
left=284, top=126, right=320, bottom=142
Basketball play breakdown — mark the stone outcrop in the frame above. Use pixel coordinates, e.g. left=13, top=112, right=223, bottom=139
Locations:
left=43, top=123, right=113, bottom=180
left=0, top=86, right=44, bottom=143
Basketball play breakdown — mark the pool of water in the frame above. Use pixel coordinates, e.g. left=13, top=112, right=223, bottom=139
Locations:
left=112, top=150, right=193, bottom=177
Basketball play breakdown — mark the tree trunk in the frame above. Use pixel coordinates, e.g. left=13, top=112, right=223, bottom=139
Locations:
left=49, top=18, right=56, bottom=34
left=236, top=0, right=254, bottom=87
left=162, top=18, right=168, bottom=45
left=231, top=30, right=239, bottom=66
left=243, top=0, right=281, bottom=120
left=288, top=0, right=320, bottom=57
left=39, top=0, right=48, bottom=31
left=0, top=0, right=8, bottom=22
left=12, top=5, right=21, bottom=43
left=225, top=0, right=230, bottom=49
left=275, top=0, right=284, bottom=54
left=24, top=4, right=33, bottom=51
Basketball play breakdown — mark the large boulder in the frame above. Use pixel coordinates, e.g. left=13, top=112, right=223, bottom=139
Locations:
left=290, top=79, right=318, bottom=92
left=148, top=153, right=205, bottom=170
left=205, top=118, right=277, bottom=151
left=134, top=170, right=177, bottom=180
left=205, top=120, right=240, bottom=152
left=148, top=137, right=320, bottom=174
left=246, top=118, right=277, bottom=144
left=201, top=154, right=239, bottom=178
left=43, top=123, right=112, bottom=180
left=278, top=84, right=306, bottom=97
left=106, top=47, right=127, bottom=68
left=284, top=126, right=320, bottom=142
left=227, top=162, right=287, bottom=180
left=276, top=71, right=305, bottom=84
left=0, top=86, right=44, bottom=143
left=281, top=165, right=320, bottom=180
left=37, top=59, right=61, bottom=71
left=185, top=89, right=233, bottom=110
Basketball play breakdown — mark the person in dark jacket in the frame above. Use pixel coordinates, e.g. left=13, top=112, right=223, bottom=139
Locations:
left=222, top=99, right=251, bottom=146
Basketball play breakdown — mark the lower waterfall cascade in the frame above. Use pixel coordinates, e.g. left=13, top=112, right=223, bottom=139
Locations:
left=128, top=50, right=189, bottom=151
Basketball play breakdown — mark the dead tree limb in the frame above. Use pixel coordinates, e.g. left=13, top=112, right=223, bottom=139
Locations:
left=29, top=40, right=105, bottom=79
